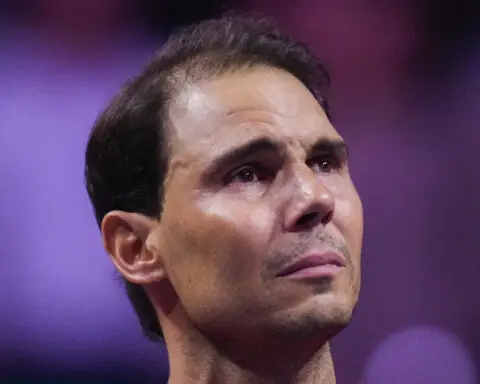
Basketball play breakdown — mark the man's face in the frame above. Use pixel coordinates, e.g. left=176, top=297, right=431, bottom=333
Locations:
left=155, top=66, right=363, bottom=344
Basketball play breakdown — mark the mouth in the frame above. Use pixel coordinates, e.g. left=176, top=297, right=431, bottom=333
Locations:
left=277, top=251, right=346, bottom=279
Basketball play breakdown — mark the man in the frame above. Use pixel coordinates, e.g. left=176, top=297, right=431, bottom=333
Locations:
left=85, top=14, right=363, bottom=384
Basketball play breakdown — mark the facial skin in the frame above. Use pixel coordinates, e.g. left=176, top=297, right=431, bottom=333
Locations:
left=102, top=65, right=363, bottom=382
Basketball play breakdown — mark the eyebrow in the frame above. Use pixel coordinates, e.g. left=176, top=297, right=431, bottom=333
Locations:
left=205, top=136, right=348, bottom=175
left=205, top=137, right=285, bottom=175
left=307, top=138, right=349, bottom=159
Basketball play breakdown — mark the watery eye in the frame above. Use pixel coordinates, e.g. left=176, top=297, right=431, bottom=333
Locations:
left=230, top=166, right=259, bottom=183
left=312, top=156, right=340, bottom=174
left=225, top=163, right=270, bottom=185
left=319, top=159, right=334, bottom=173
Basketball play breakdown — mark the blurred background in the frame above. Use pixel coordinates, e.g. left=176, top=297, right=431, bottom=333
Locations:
left=0, top=0, right=479, bottom=383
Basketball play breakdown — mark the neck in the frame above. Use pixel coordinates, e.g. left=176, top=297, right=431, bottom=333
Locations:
left=165, top=325, right=336, bottom=384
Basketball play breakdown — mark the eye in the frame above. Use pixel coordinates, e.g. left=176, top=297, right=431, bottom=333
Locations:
left=311, top=156, right=341, bottom=174
left=225, top=164, right=266, bottom=185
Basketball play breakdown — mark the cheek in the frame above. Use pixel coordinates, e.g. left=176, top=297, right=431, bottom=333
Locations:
left=201, top=197, right=277, bottom=245
left=161, top=194, right=275, bottom=299
left=333, top=192, right=363, bottom=298
left=160, top=195, right=277, bottom=332
left=195, top=197, right=276, bottom=273
left=334, top=186, right=363, bottom=259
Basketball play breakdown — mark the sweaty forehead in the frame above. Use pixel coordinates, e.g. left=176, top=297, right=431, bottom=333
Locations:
left=167, top=66, right=339, bottom=160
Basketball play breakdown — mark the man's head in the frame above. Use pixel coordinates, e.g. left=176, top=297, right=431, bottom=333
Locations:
left=85, top=15, right=363, bottom=348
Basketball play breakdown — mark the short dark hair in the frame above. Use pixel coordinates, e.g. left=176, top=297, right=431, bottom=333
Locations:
left=84, top=13, right=331, bottom=341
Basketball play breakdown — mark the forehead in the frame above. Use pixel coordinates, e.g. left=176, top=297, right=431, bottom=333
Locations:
left=167, top=66, right=341, bottom=161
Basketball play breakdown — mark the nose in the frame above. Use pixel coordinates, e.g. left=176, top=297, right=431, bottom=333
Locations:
left=283, top=165, right=335, bottom=232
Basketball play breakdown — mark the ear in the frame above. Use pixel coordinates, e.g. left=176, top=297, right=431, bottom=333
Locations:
left=101, top=211, right=167, bottom=284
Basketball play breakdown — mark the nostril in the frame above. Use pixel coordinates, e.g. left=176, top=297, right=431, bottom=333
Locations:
left=321, top=211, right=333, bottom=225
left=295, top=212, right=320, bottom=228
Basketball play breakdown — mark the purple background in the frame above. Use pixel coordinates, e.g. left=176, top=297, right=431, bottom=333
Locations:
left=1, top=1, right=479, bottom=383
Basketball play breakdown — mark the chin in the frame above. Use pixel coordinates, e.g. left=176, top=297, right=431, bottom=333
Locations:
left=321, top=291, right=357, bottom=323
left=313, top=299, right=354, bottom=329
left=262, top=295, right=355, bottom=344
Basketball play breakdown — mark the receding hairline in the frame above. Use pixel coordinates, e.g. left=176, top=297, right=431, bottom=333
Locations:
left=163, top=63, right=333, bottom=190
left=163, top=62, right=326, bottom=159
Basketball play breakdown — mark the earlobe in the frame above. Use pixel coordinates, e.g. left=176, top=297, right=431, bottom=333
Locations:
left=101, top=211, right=167, bottom=284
